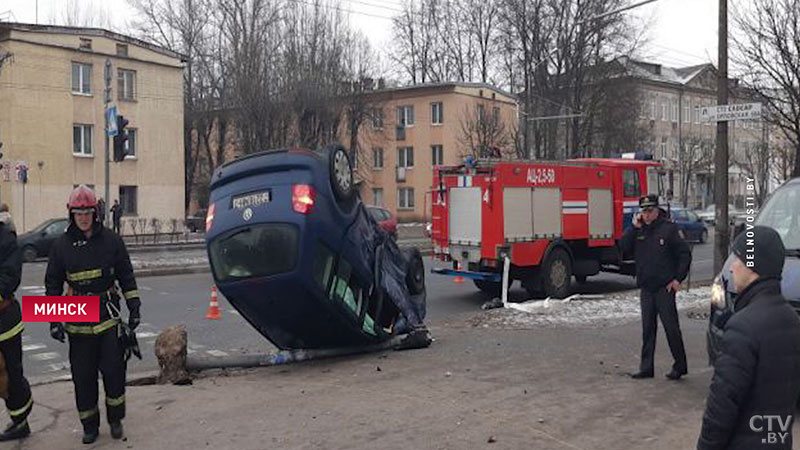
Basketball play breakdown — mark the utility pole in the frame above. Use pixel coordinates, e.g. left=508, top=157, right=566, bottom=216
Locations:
left=714, top=0, right=729, bottom=274
left=104, top=59, right=112, bottom=226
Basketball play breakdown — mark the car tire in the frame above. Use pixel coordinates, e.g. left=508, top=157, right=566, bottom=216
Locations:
left=541, top=247, right=572, bottom=299
left=22, top=245, right=37, bottom=263
left=575, top=274, right=587, bottom=284
left=403, top=248, right=425, bottom=295
left=326, top=144, right=354, bottom=203
left=699, top=229, right=708, bottom=244
left=473, top=279, right=502, bottom=297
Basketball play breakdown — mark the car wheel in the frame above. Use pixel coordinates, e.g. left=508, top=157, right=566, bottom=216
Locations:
left=473, top=279, right=502, bottom=297
left=327, top=145, right=354, bottom=202
left=699, top=229, right=708, bottom=244
left=541, top=247, right=572, bottom=299
left=403, top=248, right=425, bottom=295
left=22, top=245, right=37, bottom=263
left=575, top=274, right=587, bottom=284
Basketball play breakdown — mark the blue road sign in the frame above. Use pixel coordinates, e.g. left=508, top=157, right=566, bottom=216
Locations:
left=106, top=106, right=118, bottom=137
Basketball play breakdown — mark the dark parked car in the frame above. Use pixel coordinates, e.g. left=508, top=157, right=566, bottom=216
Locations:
left=18, top=218, right=69, bottom=262
left=205, top=144, right=426, bottom=350
left=707, top=177, right=800, bottom=364
left=367, top=206, right=397, bottom=239
left=669, top=207, right=708, bottom=243
left=185, top=209, right=207, bottom=233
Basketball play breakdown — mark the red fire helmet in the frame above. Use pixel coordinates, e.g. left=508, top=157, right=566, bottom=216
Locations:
left=67, top=184, right=97, bottom=211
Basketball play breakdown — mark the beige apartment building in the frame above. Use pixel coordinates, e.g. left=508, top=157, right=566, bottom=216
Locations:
left=0, top=23, right=184, bottom=232
left=344, top=82, right=518, bottom=221
left=619, top=57, right=765, bottom=208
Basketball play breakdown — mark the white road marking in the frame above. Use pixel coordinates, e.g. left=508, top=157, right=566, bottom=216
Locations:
left=140, top=286, right=153, bottom=291
left=42, top=362, right=70, bottom=373
left=136, top=331, right=158, bottom=339
left=22, top=344, right=46, bottom=352
left=20, top=286, right=44, bottom=290
left=206, top=350, right=229, bottom=357
left=159, top=292, right=170, bottom=295
left=30, top=352, right=60, bottom=361
left=188, top=342, right=205, bottom=350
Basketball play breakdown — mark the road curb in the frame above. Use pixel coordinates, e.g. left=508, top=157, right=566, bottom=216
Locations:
left=134, top=265, right=211, bottom=278
left=29, top=370, right=160, bottom=388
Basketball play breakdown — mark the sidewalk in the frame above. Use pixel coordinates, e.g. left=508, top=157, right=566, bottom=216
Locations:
left=17, top=303, right=792, bottom=450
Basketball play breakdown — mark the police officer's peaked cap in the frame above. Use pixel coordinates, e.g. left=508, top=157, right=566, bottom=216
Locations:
left=638, top=194, right=659, bottom=208
left=731, top=225, right=785, bottom=279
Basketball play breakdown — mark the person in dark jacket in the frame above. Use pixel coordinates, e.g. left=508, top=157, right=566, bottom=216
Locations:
left=698, top=226, right=800, bottom=450
left=46, top=185, right=141, bottom=444
left=0, top=220, right=32, bottom=441
left=110, top=200, right=122, bottom=235
left=620, top=194, right=692, bottom=380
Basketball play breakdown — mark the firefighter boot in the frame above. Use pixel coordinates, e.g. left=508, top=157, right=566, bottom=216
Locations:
left=82, top=426, right=99, bottom=444
left=0, top=420, right=30, bottom=441
left=110, top=421, right=124, bottom=439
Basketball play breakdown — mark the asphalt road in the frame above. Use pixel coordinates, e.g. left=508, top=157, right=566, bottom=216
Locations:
left=16, top=232, right=714, bottom=380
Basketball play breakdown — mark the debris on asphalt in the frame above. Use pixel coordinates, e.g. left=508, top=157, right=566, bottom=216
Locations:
left=481, top=297, right=504, bottom=310
left=487, top=436, right=497, bottom=443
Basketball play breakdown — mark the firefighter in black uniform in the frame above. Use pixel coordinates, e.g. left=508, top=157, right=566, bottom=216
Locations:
left=0, top=211, right=32, bottom=441
left=46, top=185, right=141, bottom=444
left=621, top=194, right=692, bottom=380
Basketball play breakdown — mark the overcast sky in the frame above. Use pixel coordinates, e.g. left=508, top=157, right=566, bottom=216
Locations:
left=2, top=0, right=719, bottom=69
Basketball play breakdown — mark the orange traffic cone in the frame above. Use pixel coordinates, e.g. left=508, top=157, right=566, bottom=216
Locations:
left=205, top=286, right=221, bottom=320
left=454, top=262, right=465, bottom=284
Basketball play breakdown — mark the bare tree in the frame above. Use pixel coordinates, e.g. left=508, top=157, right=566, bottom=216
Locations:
left=49, top=0, right=114, bottom=28
left=677, top=137, right=716, bottom=207
left=732, top=139, right=770, bottom=206
left=773, top=140, right=798, bottom=185
left=732, top=0, right=800, bottom=177
left=458, top=101, right=514, bottom=158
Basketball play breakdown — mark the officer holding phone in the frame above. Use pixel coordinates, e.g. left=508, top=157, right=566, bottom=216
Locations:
left=621, top=194, right=692, bottom=380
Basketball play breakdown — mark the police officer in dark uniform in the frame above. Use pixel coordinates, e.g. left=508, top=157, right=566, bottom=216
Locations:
left=621, top=194, right=692, bottom=380
left=0, top=210, right=32, bottom=441
left=46, top=185, right=141, bottom=444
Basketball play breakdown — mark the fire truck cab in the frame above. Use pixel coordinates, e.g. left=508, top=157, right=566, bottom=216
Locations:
left=430, top=157, right=663, bottom=298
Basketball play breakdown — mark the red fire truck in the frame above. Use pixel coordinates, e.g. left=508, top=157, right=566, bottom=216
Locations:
left=430, top=157, right=664, bottom=298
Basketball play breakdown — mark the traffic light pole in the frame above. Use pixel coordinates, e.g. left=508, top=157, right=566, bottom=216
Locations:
left=713, top=0, right=729, bottom=274
left=104, top=59, right=111, bottom=226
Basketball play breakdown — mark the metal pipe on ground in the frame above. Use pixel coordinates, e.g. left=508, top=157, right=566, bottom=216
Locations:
left=185, top=329, right=432, bottom=372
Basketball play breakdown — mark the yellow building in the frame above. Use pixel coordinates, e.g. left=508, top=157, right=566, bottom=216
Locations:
left=345, top=82, right=518, bottom=222
left=0, top=23, right=184, bottom=232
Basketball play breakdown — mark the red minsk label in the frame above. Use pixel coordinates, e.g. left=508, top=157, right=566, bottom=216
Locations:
left=21, top=296, right=100, bottom=322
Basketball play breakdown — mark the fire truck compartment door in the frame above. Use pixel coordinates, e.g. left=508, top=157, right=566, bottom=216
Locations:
left=532, top=187, right=562, bottom=237
left=449, top=187, right=482, bottom=245
left=588, top=189, right=613, bottom=239
left=503, top=188, right=533, bottom=240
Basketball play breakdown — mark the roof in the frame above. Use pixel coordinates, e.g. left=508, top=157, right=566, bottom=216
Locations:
left=0, top=22, right=186, bottom=61
left=373, top=81, right=516, bottom=101
left=613, top=56, right=713, bottom=86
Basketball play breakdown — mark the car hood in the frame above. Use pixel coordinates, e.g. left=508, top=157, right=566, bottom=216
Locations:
left=720, top=253, right=800, bottom=302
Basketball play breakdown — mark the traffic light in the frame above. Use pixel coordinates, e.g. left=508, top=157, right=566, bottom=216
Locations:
left=113, top=115, right=130, bottom=162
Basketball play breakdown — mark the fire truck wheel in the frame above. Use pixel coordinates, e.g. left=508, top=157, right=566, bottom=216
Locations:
left=542, top=247, right=572, bottom=299
left=473, top=279, right=502, bottom=297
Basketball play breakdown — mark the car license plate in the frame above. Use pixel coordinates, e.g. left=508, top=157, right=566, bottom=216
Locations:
left=231, top=190, right=271, bottom=209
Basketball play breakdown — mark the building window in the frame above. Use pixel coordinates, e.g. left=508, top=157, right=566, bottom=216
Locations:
left=650, top=98, right=656, bottom=120
left=397, top=105, right=414, bottom=126
left=372, top=188, right=383, bottom=206
left=116, top=43, right=128, bottom=57
left=671, top=100, right=678, bottom=123
left=72, top=63, right=91, bottom=94
left=371, top=108, right=384, bottom=129
left=431, top=145, right=443, bottom=166
left=660, top=137, right=667, bottom=159
left=118, top=69, right=136, bottom=101
left=693, top=105, right=700, bottom=124
left=372, top=147, right=383, bottom=169
left=398, top=147, right=414, bottom=168
left=119, top=185, right=138, bottom=215
left=73, top=124, right=93, bottom=156
left=683, top=103, right=690, bottom=123
left=398, top=188, right=415, bottom=210
left=125, top=129, right=136, bottom=158
left=661, top=100, right=668, bottom=121
left=478, top=104, right=486, bottom=122
left=492, top=107, right=500, bottom=124
left=431, top=102, right=443, bottom=124
left=79, top=38, right=92, bottom=50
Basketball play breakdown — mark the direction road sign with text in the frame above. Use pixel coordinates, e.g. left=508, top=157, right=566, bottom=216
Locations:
left=700, top=103, right=762, bottom=122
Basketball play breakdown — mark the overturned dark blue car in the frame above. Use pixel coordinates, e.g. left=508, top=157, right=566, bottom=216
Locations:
left=204, top=144, right=427, bottom=350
